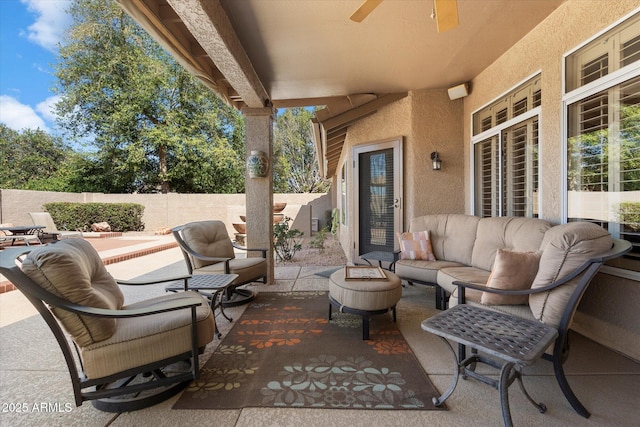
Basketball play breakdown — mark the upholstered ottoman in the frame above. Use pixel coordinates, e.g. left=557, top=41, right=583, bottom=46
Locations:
left=328, top=268, right=402, bottom=340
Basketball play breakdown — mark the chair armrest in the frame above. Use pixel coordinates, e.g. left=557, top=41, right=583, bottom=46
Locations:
left=232, top=242, right=268, bottom=258
left=393, top=250, right=401, bottom=262
left=453, top=255, right=602, bottom=305
left=56, top=296, right=204, bottom=319
left=116, top=274, right=191, bottom=286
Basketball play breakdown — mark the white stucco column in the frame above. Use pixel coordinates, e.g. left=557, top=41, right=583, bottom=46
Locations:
left=242, top=106, right=275, bottom=285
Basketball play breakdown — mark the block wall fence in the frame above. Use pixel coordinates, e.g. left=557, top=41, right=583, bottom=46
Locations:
left=0, top=189, right=333, bottom=238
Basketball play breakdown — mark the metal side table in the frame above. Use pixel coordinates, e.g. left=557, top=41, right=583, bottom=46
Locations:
left=165, top=274, right=238, bottom=338
left=421, top=304, right=558, bottom=427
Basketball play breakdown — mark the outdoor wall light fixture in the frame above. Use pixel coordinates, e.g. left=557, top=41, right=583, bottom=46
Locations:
left=431, top=151, right=442, bottom=170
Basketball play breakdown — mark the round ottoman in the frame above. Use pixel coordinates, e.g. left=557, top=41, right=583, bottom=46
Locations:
left=329, top=268, right=402, bottom=340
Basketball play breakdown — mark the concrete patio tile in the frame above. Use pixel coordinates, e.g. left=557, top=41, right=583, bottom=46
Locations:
left=274, top=266, right=300, bottom=280
left=292, top=277, right=329, bottom=291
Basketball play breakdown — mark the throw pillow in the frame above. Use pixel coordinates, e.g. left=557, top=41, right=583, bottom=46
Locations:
left=397, top=231, right=436, bottom=261
left=481, top=249, right=541, bottom=305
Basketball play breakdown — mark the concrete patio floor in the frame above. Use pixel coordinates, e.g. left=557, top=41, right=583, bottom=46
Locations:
left=1, top=239, right=639, bottom=426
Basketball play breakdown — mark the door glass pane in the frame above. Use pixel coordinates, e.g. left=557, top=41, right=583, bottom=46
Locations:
left=359, top=148, right=394, bottom=254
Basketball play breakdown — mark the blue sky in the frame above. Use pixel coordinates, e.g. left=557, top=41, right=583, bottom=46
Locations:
left=0, top=0, right=72, bottom=134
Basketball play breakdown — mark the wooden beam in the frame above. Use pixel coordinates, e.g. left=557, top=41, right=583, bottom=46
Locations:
left=319, top=92, right=408, bottom=131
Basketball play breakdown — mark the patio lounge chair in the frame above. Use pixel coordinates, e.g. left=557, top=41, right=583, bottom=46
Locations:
left=172, top=220, right=268, bottom=306
left=0, top=239, right=215, bottom=412
left=28, top=212, right=83, bottom=240
left=0, top=223, right=42, bottom=246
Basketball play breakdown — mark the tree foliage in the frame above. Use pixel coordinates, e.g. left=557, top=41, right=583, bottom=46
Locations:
left=273, top=108, right=330, bottom=193
left=54, top=0, right=245, bottom=193
left=0, top=124, right=79, bottom=191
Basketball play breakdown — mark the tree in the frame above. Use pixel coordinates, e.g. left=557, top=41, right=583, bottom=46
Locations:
left=273, top=108, right=330, bottom=193
left=0, top=124, right=78, bottom=191
left=54, top=0, right=245, bottom=194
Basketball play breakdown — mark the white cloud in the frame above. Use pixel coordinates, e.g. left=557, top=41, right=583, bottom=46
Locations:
left=0, top=95, right=49, bottom=132
left=36, top=95, right=62, bottom=123
left=22, top=0, right=73, bottom=52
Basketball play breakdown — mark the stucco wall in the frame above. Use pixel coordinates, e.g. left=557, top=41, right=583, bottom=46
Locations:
left=336, top=90, right=464, bottom=261
left=463, top=0, right=639, bottom=221
left=0, top=189, right=332, bottom=239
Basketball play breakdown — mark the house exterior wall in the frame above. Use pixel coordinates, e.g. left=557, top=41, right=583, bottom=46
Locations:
left=461, top=0, right=640, bottom=360
left=335, top=0, right=639, bottom=360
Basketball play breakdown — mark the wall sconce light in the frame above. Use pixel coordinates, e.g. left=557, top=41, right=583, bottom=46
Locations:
left=430, top=152, right=442, bottom=170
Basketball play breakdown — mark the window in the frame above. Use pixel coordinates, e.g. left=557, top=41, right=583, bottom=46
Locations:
left=473, top=75, right=541, bottom=218
left=565, top=11, right=640, bottom=272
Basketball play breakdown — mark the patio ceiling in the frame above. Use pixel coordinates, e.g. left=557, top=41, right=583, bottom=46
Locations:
left=117, top=0, right=565, bottom=176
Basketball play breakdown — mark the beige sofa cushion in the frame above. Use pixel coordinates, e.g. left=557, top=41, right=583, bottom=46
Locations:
left=481, top=249, right=541, bottom=305
left=529, top=222, right=613, bottom=328
left=397, top=231, right=436, bottom=261
left=410, top=214, right=480, bottom=265
left=395, top=259, right=464, bottom=284
left=19, top=239, right=124, bottom=347
left=181, top=220, right=235, bottom=269
left=471, top=216, right=551, bottom=271
left=437, top=266, right=491, bottom=295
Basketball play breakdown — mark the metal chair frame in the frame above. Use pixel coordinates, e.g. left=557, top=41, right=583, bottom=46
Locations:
left=0, top=247, right=206, bottom=413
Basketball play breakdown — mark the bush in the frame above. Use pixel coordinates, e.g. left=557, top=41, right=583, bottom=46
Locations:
left=273, top=216, right=303, bottom=261
left=43, top=202, right=145, bottom=232
left=619, top=202, right=640, bottom=231
left=309, top=226, right=329, bottom=252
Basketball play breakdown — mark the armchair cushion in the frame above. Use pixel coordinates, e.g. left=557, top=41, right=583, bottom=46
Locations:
left=20, top=239, right=124, bottom=347
left=192, top=257, right=266, bottom=284
left=481, top=249, right=541, bottom=305
left=530, top=222, right=613, bottom=328
left=81, top=291, right=214, bottom=379
left=181, top=220, right=235, bottom=269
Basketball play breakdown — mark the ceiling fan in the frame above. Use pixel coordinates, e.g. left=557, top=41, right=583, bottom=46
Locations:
left=350, top=0, right=459, bottom=33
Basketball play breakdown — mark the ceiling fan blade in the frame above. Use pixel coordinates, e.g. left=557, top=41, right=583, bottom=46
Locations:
left=434, top=0, right=459, bottom=33
left=350, top=0, right=384, bottom=23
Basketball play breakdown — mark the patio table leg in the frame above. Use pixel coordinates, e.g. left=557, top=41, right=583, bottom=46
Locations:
left=433, top=336, right=460, bottom=406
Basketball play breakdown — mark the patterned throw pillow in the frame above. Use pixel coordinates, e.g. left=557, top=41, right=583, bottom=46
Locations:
left=481, top=249, right=541, bottom=305
left=397, top=231, right=436, bottom=261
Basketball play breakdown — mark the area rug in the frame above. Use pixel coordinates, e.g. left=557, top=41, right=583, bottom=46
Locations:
left=173, top=291, right=444, bottom=410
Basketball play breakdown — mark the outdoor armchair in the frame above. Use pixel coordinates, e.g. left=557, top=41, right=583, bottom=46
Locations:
left=172, top=220, right=268, bottom=306
left=450, top=222, right=632, bottom=418
left=0, top=238, right=215, bottom=412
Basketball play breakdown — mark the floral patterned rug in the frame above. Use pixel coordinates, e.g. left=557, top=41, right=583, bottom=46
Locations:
left=173, top=291, right=443, bottom=410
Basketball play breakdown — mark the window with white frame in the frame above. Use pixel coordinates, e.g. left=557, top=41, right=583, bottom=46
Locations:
left=472, top=75, right=541, bottom=218
left=565, top=11, right=640, bottom=272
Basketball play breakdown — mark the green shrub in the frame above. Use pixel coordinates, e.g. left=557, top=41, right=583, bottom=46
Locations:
left=309, top=226, right=329, bottom=252
left=273, top=216, right=303, bottom=261
left=619, top=202, right=640, bottom=231
left=43, top=202, right=145, bottom=232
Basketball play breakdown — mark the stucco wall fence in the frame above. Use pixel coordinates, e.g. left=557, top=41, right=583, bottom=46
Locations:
left=0, top=189, right=333, bottom=238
